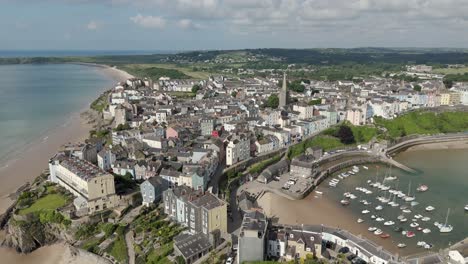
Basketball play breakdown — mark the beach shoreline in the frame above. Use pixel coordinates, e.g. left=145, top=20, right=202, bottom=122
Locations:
left=0, top=64, right=133, bottom=214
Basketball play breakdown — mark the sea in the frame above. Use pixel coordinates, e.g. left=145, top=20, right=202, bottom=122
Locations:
left=0, top=50, right=177, bottom=58
left=0, top=64, right=115, bottom=168
left=326, top=148, right=468, bottom=255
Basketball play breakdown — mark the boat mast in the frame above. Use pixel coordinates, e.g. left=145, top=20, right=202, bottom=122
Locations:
left=445, top=208, right=450, bottom=226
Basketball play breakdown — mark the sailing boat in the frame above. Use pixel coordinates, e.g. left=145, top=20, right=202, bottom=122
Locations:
left=384, top=165, right=397, bottom=181
left=439, top=208, right=453, bottom=233
left=404, top=181, right=415, bottom=202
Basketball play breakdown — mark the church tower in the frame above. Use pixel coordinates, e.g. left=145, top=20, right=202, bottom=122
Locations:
left=279, top=72, right=287, bottom=108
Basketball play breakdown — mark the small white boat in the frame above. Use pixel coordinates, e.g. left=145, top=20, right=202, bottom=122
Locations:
left=349, top=194, right=357, bottom=200
left=464, top=205, right=468, bottom=211
left=397, top=215, right=405, bottom=220
left=384, top=176, right=397, bottom=181
left=422, top=228, right=431, bottom=234
left=362, top=210, right=370, bottom=214
left=414, top=214, right=423, bottom=219
left=371, top=215, right=376, bottom=219
left=421, top=217, right=431, bottom=222
left=375, top=205, right=383, bottom=211
left=410, top=222, right=419, bottom=228
left=341, top=199, right=350, bottom=205
left=439, top=208, right=453, bottom=233
left=315, top=191, right=323, bottom=195
left=384, top=221, right=395, bottom=226
left=357, top=218, right=365, bottom=223
left=424, top=243, right=433, bottom=249
left=425, top=206, right=435, bottom=212
left=417, top=241, right=427, bottom=247
left=434, top=221, right=442, bottom=228
left=374, top=229, right=383, bottom=235
left=417, top=185, right=428, bottom=192
left=368, top=227, right=377, bottom=232
left=410, top=201, right=419, bottom=207
left=363, top=166, right=369, bottom=170
left=402, top=209, right=412, bottom=214
left=400, top=218, right=408, bottom=222
left=397, top=243, right=407, bottom=248
left=376, top=217, right=385, bottom=222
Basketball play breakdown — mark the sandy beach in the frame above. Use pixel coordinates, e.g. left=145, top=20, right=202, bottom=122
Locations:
left=0, top=242, right=111, bottom=264
left=0, top=65, right=133, bottom=214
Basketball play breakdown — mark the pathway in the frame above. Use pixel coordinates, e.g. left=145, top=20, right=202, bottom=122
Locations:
left=125, top=230, right=135, bottom=264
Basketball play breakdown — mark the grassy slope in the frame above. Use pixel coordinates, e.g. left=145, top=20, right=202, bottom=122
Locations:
left=374, top=111, right=468, bottom=139
left=19, top=194, right=68, bottom=215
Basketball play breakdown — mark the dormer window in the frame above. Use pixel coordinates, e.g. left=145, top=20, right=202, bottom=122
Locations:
left=310, top=236, right=314, bottom=241
left=306, top=247, right=311, bottom=252
left=290, top=234, right=294, bottom=239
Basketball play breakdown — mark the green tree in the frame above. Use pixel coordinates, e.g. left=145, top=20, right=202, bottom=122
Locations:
left=413, top=84, right=422, bottom=92
left=266, top=94, right=279, bottom=109
left=335, top=125, right=355, bottom=144
left=231, top=91, right=237, bottom=97
left=308, top=99, right=322, bottom=105
left=192, top=84, right=201, bottom=93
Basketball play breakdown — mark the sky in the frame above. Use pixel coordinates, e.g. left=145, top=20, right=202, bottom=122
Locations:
left=1, top=0, right=468, bottom=51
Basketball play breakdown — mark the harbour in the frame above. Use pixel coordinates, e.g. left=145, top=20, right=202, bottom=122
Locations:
left=325, top=147, right=468, bottom=255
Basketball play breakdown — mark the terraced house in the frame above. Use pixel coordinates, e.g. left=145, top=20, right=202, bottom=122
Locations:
left=49, top=153, right=119, bottom=216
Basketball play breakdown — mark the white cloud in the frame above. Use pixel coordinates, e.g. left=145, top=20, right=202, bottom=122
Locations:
left=130, top=14, right=166, bottom=29
left=177, top=19, right=201, bottom=30
left=87, top=20, right=99, bottom=30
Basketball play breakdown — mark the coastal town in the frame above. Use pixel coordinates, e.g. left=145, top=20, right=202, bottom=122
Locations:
left=2, top=63, right=468, bottom=264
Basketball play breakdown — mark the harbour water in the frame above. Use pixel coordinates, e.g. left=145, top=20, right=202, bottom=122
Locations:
left=326, top=148, right=468, bottom=255
left=0, top=64, right=115, bottom=168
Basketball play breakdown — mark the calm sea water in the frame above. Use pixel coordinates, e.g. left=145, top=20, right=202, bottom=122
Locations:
left=327, top=148, right=468, bottom=254
left=0, top=64, right=115, bottom=166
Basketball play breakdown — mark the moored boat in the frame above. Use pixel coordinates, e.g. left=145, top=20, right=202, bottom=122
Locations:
left=362, top=209, right=370, bottom=214
left=368, top=227, right=377, bottom=232
left=464, top=205, right=468, bottom=211
left=422, top=228, right=431, bottom=234
left=376, top=217, right=385, bottom=222
left=374, top=229, right=383, bottom=235
left=341, top=199, right=350, bottom=205
left=417, top=185, right=428, bottom=192
left=421, top=216, right=431, bottom=222
left=380, top=233, right=390, bottom=238
left=417, top=241, right=427, bottom=247
left=410, top=222, right=419, bottom=228
left=439, top=208, right=454, bottom=233
left=357, top=218, right=364, bottom=223
left=406, top=231, right=416, bottom=238
left=425, top=206, right=435, bottom=212
left=397, top=243, right=406, bottom=248
left=384, top=221, right=395, bottom=226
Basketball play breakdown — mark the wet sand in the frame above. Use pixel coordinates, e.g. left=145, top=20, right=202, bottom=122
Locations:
left=0, top=65, right=133, bottom=214
left=258, top=191, right=406, bottom=255
left=405, top=139, right=468, bottom=151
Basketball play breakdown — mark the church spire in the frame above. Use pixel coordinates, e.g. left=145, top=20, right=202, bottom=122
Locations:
left=279, top=71, right=287, bottom=108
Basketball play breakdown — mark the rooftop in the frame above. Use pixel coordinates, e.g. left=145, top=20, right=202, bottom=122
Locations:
left=55, top=154, right=108, bottom=181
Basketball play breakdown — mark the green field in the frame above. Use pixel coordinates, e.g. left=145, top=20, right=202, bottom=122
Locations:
left=18, top=193, right=68, bottom=215
left=107, top=236, right=128, bottom=264
left=433, top=67, right=468, bottom=75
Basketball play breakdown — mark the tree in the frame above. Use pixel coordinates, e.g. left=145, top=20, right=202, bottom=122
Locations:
left=308, top=99, right=322, bottom=105
left=335, top=125, right=355, bottom=144
left=266, top=94, right=279, bottom=109
left=413, top=84, right=422, bottom=92
left=191, top=84, right=201, bottom=93
left=231, top=91, right=237, bottom=97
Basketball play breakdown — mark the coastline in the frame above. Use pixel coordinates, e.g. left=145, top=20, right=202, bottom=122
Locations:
left=257, top=191, right=405, bottom=255
left=0, top=64, right=133, bottom=214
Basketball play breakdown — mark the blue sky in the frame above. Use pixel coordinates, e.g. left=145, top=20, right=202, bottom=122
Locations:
left=1, top=0, right=468, bottom=51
